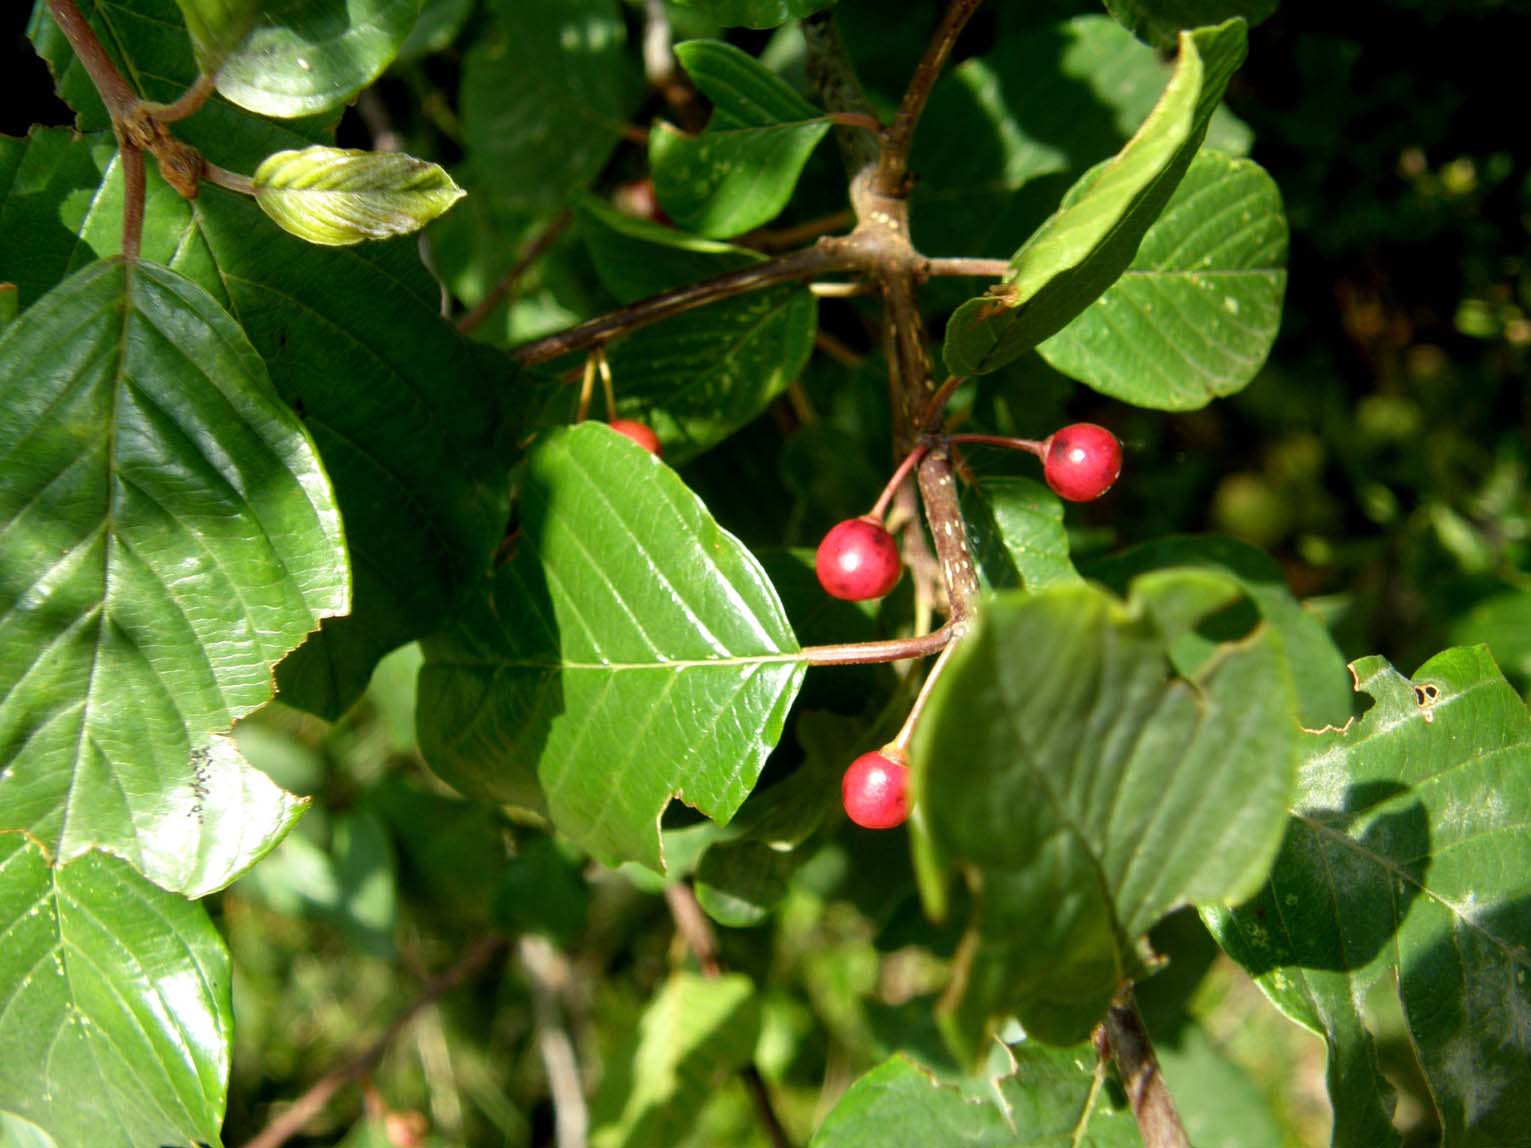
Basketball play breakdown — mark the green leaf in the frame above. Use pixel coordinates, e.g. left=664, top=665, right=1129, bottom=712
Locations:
left=492, top=835, right=589, bottom=945
left=650, top=40, right=832, bottom=238
left=809, top=1047, right=1141, bottom=1147
left=0, top=285, right=14, bottom=332
left=0, top=832, right=232, bottom=1148
left=695, top=840, right=800, bottom=927
left=910, top=15, right=1251, bottom=264
left=670, top=0, right=835, bottom=29
left=398, top=0, right=475, bottom=60
left=0, top=1115, right=55, bottom=1148
left=962, top=476, right=1082, bottom=592
left=1205, top=647, right=1531, bottom=1147
left=0, top=130, right=115, bottom=313
left=1084, top=535, right=1354, bottom=730
left=419, top=424, right=804, bottom=870
left=1104, top=0, right=1278, bottom=51
left=1037, top=151, right=1287, bottom=409
left=912, top=570, right=1300, bottom=1051
left=253, top=146, right=466, bottom=246
left=942, top=20, right=1249, bottom=378
left=577, top=195, right=763, bottom=304
left=462, top=0, right=637, bottom=215
left=210, top=0, right=421, bottom=118
left=171, top=0, right=258, bottom=71
left=0, top=258, right=345, bottom=894
left=589, top=971, right=761, bottom=1148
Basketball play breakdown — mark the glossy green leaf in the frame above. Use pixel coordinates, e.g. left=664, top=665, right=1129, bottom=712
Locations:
left=419, top=424, right=804, bottom=870
left=210, top=0, right=420, bottom=118
left=912, top=570, right=1300, bottom=1051
left=1104, top=0, right=1278, bottom=50
left=0, top=833, right=232, bottom=1148
left=1205, top=647, right=1531, bottom=1147
left=670, top=0, right=835, bottom=29
left=650, top=40, right=832, bottom=238
left=810, top=1047, right=1141, bottom=1147
left=171, top=0, right=258, bottom=70
left=910, top=15, right=1251, bottom=264
left=0, top=130, right=112, bottom=314
left=0, top=259, right=343, bottom=894
left=1038, top=151, right=1287, bottom=409
left=462, top=0, right=637, bottom=215
left=943, top=20, right=1249, bottom=378
left=398, top=0, right=475, bottom=59
left=962, top=476, right=1082, bottom=592
left=253, top=146, right=465, bottom=246
left=0, top=1113, right=56, bottom=1148
left=1085, top=535, right=1354, bottom=729
left=578, top=195, right=762, bottom=304
left=590, top=971, right=761, bottom=1148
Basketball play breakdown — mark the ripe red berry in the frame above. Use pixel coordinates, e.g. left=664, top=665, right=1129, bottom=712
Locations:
left=1042, top=422, right=1122, bottom=501
left=608, top=419, right=662, bottom=456
left=842, top=749, right=910, bottom=829
left=815, top=516, right=901, bottom=601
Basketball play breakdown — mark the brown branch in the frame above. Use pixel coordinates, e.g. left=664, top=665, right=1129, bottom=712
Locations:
left=45, top=0, right=137, bottom=117
left=916, top=450, right=981, bottom=628
left=142, top=73, right=215, bottom=123
left=241, top=935, right=507, bottom=1148
left=738, top=210, right=855, bottom=252
left=874, top=0, right=986, bottom=197
left=800, top=624, right=953, bottom=666
left=511, top=241, right=856, bottom=366
left=801, top=10, right=880, bottom=174
left=1100, top=988, right=1191, bottom=1148
left=924, top=257, right=1011, bottom=279
left=663, top=884, right=793, bottom=1148
left=119, top=144, right=146, bottom=263
left=459, top=210, right=573, bottom=336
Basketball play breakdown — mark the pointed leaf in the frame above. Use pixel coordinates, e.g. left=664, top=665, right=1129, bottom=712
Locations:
left=210, top=0, right=420, bottom=118
left=670, top=0, right=836, bottom=29
left=650, top=40, right=832, bottom=238
left=912, top=570, right=1300, bottom=1052
left=589, top=972, right=761, bottom=1148
left=0, top=259, right=345, bottom=893
left=0, top=833, right=232, bottom=1148
left=462, top=0, right=638, bottom=215
left=962, top=476, right=1082, bottom=592
left=809, top=1048, right=1141, bottom=1147
left=253, top=146, right=466, bottom=247
left=1205, top=647, right=1531, bottom=1146
left=1038, top=151, right=1288, bottom=409
left=1104, top=0, right=1278, bottom=50
left=419, top=424, right=804, bottom=870
left=943, top=20, right=1249, bottom=377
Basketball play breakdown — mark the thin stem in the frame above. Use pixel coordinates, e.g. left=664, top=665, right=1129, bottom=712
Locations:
left=888, top=639, right=957, bottom=752
left=800, top=624, right=953, bottom=667
left=801, top=10, right=880, bottom=174
left=459, top=210, right=573, bottom=335
left=45, top=0, right=138, bottom=117
left=519, top=937, right=589, bottom=1148
left=1101, top=989, right=1191, bottom=1148
left=924, top=257, right=1011, bottom=278
left=241, top=935, right=507, bottom=1148
left=143, top=73, right=215, bottom=123
left=511, top=242, right=856, bottom=366
left=945, top=432, right=1045, bottom=459
left=916, top=374, right=968, bottom=431
left=575, top=354, right=597, bottom=422
left=813, top=329, right=864, bottom=368
left=119, top=143, right=145, bottom=263
left=642, top=0, right=674, bottom=85
left=202, top=162, right=255, bottom=196
left=738, top=209, right=854, bottom=252
left=663, top=884, right=794, bottom=1148
left=875, top=0, right=986, bottom=196
left=808, top=281, right=871, bottom=298
left=825, top=111, right=884, bottom=134
left=869, top=442, right=930, bottom=521
left=596, top=348, right=617, bottom=421
left=916, top=450, right=981, bottom=628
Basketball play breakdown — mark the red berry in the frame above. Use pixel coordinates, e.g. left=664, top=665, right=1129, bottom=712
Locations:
left=1042, top=422, right=1121, bottom=501
left=842, top=750, right=910, bottom=829
left=608, top=419, right=662, bottom=456
left=815, top=516, right=901, bottom=601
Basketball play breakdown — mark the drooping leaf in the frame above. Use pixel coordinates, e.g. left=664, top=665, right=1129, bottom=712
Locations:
left=0, top=833, right=232, bottom=1148
left=418, top=424, right=804, bottom=870
left=462, top=0, right=638, bottom=215
left=589, top=972, right=761, bottom=1148
left=253, top=146, right=466, bottom=246
left=910, top=15, right=1251, bottom=264
left=670, top=0, right=835, bottom=29
left=912, top=570, right=1300, bottom=1052
left=943, top=20, right=1249, bottom=378
left=1085, top=535, right=1354, bottom=729
left=208, top=0, right=420, bottom=118
left=1205, top=647, right=1531, bottom=1147
left=1038, top=150, right=1287, bottom=409
left=1103, top=0, right=1278, bottom=50
left=650, top=40, right=832, bottom=237
left=0, top=258, right=344, bottom=894
left=962, top=476, right=1082, bottom=592
left=809, top=1047, right=1141, bottom=1147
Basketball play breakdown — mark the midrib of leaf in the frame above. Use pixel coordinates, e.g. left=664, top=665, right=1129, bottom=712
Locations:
left=1068, top=1056, right=1110, bottom=1148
